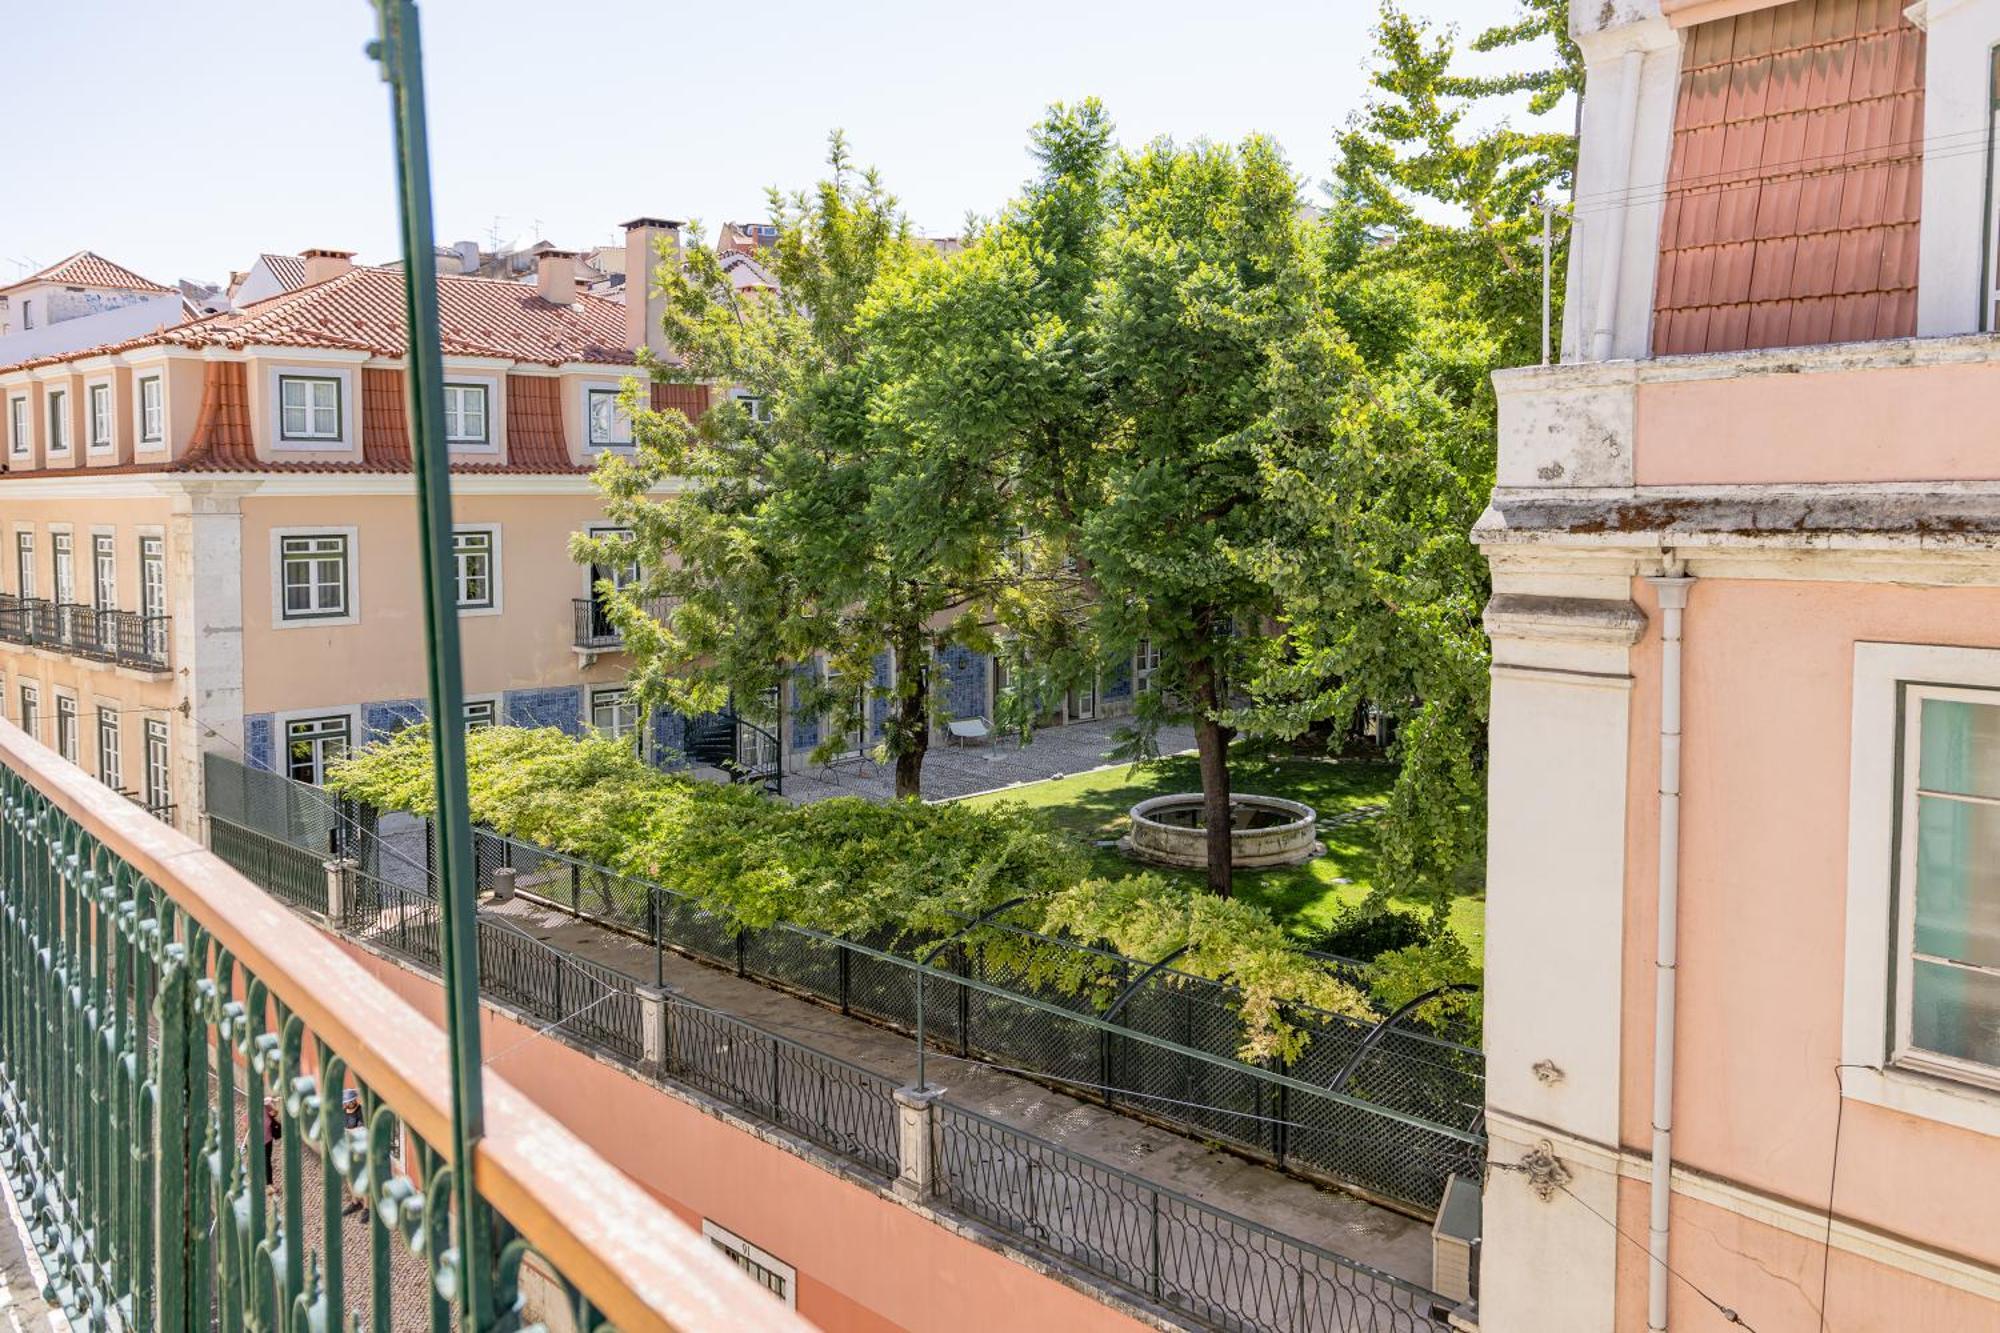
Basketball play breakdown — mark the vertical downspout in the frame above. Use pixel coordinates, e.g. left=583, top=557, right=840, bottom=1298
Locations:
left=1645, top=571, right=1692, bottom=1331
left=1590, top=48, right=1648, bottom=361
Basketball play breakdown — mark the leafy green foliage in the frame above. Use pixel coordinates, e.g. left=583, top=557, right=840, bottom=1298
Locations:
left=1366, top=931, right=1483, bottom=1040
left=1308, top=906, right=1432, bottom=962
left=325, top=726, right=1373, bottom=1057
left=578, top=134, right=1022, bottom=798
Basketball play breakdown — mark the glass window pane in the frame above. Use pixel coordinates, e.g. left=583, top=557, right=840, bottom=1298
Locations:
left=1914, top=794, right=2000, bottom=969
left=1919, top=697, right=2000, bottom=799
left=1910, top=960, right=2000, bottom=1069
left=283, top=403, right=308, bottom=437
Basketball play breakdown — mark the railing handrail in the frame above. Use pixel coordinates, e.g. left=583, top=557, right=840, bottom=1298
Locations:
left=0, top=718, right=804, bottom=1333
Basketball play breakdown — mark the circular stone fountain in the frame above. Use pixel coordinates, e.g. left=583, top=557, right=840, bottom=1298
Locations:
left=1121, top=794, right=1321, bottom=870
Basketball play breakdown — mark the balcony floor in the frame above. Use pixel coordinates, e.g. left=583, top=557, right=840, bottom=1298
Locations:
left=474, top=889, right=1434, bottom=1290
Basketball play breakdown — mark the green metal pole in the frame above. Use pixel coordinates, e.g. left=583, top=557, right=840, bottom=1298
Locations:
left=364, top=3, right=494, bottom=1324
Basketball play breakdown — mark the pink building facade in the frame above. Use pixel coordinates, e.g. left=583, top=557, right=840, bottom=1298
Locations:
left=1479, top=1, right=2000, bottom=1330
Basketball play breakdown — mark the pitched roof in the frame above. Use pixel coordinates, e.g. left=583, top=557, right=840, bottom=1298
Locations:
left=0, top=250, right=173, bottom=297
left=4, top=264, right=644, bottom=372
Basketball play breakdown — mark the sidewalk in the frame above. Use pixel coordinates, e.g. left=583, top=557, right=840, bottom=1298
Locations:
left=481, top=892, right=1435, bottom=1288
left=776, top=717, right=1199, bottom=804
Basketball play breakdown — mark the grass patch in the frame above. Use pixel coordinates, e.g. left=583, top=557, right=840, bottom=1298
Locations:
left=956, top=749, right=1485, bottom=956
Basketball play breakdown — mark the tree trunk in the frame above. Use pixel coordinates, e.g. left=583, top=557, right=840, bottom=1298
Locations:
left=893, top=633, right=930, bottom=801
left=1189, top=654, right=1233, bottom=897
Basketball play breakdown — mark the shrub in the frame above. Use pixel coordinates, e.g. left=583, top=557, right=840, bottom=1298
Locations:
left=1367, top=931, right=1482, bottom=1043
left=328, top=725, right=1381, bottom=1060
left=1306, top=906, right=1433, bottom=961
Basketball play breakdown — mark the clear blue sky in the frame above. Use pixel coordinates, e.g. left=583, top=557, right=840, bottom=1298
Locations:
left=1, top=0, right=1546, bottom=286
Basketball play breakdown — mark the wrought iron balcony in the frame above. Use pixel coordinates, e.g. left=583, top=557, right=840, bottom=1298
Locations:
left=0, top=594, right=170, bottom=671
left=572, top=595, right=678, bottom=651
left=0, top=718, right=805, bottom=1332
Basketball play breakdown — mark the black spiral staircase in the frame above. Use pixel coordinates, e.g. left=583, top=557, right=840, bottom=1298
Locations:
left=683, top=708, right=784, bottom=796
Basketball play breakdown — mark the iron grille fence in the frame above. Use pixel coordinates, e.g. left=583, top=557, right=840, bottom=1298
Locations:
left=216, top=792, right=1454, bottom=1333
left=931, top=1103, right=1445, bottom=1333
left=1, top=726, right=800, bottom=1333
left=208, top=814, right=328, bottom=913
left=202, top=753, right=1484, bottom=1213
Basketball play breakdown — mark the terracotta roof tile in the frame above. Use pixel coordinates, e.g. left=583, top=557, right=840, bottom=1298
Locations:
left=361, top=367, right=412, bottom=468
left=501, top=374, right=573, bottom=471
left=3, top=264, right=647, bottom=374
left=0, top=251, right=172, bottom=297
left=1652, top=0, right=1922, bottom=355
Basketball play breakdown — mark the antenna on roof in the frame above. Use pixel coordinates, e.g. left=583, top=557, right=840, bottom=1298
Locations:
left=485, top=216, right=505, bottom=252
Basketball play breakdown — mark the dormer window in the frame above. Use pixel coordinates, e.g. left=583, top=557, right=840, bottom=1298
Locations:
left=443, top=383, right=489, bottom=445
left=88, top=384, right=111, bottom=451
left=278, top=375, right=341, bottom=442
left=587, top=387, right=633, bottom=448
left=46, top=389, right=69, bottom=452
left=138, top=376, right=163, bottom=444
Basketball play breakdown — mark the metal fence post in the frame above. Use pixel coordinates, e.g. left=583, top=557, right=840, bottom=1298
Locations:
left=735, top=929, right=748, bottom=978
left=323, top=856, right=356, bottom=923
left=892, top=1085, right=942, bottom=1201
left=637, top=986, right=667, bottom=1072
left=1149, top=1189, right=1162, bottom=1300
left=838, top=941, right=851, bottom=1015
left=955, top=944, right=970, bottom=1057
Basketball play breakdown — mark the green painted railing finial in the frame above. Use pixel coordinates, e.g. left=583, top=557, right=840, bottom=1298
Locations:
left=365, top=2, right=495, bottom=1324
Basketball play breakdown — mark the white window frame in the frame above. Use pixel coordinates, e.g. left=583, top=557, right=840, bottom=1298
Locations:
left=8, top=394, right=28, bottom=458
left=442, top=381, right=495, bottom=449
left=279, top=710, right=355, bottom=787
left=14, top=531, right=35, bottom=599
left=86, top=380, right=113, bottom=452
left=271, top=527, right=359, bottom=628
left=463, top=697, right=498, bottom=730
left=46, top=388, right=69, bottom=453
left=728, top=387, right=770, bottom=423
left=1845, top=642, right=2000, bottom=1135
left=136, top=374, right=164, bottom=446
left=51, top=530, right=74, bottom=605
left=1135, top=638, right=1161, bottom=694
left=53, top=693, right=78, bottom=764
left=96, top=706, right=122, bottom=792
left=583, top=381, right=635, bottom=450
left=700, top=1221, right=795, bottom=1309
left=267, top=365, right=356, bottom=451
left=451, top=525, right=501, bottom=615
left=589, top=686, right=641, bottom=749
left=143, top=718, right=171, bottom=815
left=92, top=532, right=116, bottom=610
left=16, top=684, right=38, bottom=743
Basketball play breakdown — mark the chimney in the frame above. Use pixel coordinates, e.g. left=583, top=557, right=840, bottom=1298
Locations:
left=621, top=216, right=683, bottom=356
left=536, top=250, right=578, bottom=305
left=301, top=248, right=355, bottom=284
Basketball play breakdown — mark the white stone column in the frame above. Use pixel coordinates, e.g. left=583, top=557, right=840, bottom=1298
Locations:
left=169, top=480, right=255, bottom=819
left=892, top=1085, right=942, bottom=1201
left=1562, top=5, right=1680, bottom=363
left=637, top=985, right=668, bottom=1072
left=1478, top=581, right=1645, bottom=1333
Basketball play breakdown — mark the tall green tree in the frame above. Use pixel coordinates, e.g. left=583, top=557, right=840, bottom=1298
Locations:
left=579, top=135, right=1018, bottom=799
left=1240, top=0, right=1578, bottom=905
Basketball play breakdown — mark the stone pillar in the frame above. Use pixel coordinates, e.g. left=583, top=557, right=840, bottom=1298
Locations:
left=169, top=480, right=254, bottom=825
left=637, top=986, right=669, bottom=1072
left=892, top=1085, right=942, bottom=1201
left=324, top=856, right=357, bottom=923
left=490, top=866, right=517, bottom=903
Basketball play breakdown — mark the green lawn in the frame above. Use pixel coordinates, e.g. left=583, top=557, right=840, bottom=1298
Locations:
left=956, top=750, right=1485, bottom=955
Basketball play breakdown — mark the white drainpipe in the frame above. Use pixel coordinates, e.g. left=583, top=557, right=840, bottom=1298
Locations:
left=1645, top=570, right=1692, bottom=1331
left=1590, top=48, right=1648, bottom=361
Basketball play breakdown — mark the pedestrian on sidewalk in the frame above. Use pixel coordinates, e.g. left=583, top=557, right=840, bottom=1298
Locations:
left=342, top=1089, right=367, bottom=1216
left=262, top=1100, right=282, bottom=1195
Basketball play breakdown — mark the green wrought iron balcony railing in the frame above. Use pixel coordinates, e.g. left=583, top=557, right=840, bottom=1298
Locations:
left=0, top=594, right=171, bottom=672
left=0, top=717, right=808, bottom=1333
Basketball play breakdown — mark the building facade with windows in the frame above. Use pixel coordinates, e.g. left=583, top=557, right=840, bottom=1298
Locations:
left=0, top=251, right=192, bottom=364
left=1478, top=0, right=2000, bottom=1329
left=0, top=222, right=719, bottom=828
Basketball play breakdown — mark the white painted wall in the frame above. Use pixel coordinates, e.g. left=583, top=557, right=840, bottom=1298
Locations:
left=0, top=292, right=186, bottom=365
left=1562, top=7, right=1680, bottom=363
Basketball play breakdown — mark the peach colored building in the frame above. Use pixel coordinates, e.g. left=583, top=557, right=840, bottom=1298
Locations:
left=0, top=221, right=723, bottom=834
left=1479, top=1, right=2000, bottom=1330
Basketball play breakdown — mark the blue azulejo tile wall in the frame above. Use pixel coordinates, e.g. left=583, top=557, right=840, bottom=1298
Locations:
left=503, top=686, right=584, bottom=735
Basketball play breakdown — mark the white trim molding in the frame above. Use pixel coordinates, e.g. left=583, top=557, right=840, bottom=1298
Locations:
left=265, top=363, right=358, bottom=454
left=268, top=525, right=361, bottom=630
left=1844, top=641, right=2000, bottom=1137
